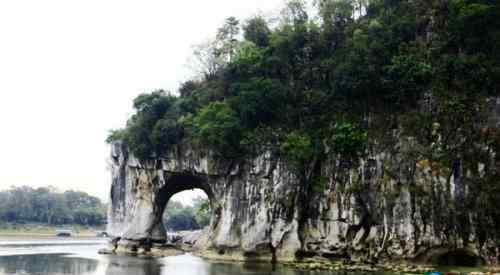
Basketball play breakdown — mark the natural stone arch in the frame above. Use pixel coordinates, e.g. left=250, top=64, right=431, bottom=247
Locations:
left=151, top=173, right=216, bottom=240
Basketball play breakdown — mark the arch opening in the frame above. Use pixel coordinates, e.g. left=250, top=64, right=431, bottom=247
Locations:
left=152, top=173, right=215, bottom=243
left=162, top=189, right=212, bottom=232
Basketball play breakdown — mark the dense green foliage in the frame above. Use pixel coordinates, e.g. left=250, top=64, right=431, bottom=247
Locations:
left=0, top=186, right=106, bottom=226
left=109, top=0, right=500, bottom=243
left=112, top=91, right=182, bottom=160
left=163, top=197, right=211, bottom=231
left=192, top=102, right=242, bottom=157
left=109, top=0, right=499, bottom=159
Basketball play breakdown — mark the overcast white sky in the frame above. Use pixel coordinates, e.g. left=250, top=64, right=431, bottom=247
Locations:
left=0, top=0, right=283, bottom=204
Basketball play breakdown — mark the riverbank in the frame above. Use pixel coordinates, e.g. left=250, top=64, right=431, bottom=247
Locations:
left=0, top=222, right=105, bottom=237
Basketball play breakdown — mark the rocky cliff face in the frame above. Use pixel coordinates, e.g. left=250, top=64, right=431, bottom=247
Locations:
left=108, top=138, right=499, bottom=265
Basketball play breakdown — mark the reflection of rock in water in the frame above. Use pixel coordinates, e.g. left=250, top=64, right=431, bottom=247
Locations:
left=104, top=255, right=162, bottom=275
left=208, top=262, right=298, bottom=275
left=0, top=254, right=98, bottom=275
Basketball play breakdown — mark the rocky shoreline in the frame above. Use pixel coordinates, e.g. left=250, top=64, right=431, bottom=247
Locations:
left=99, top=233, right=499, bottom=274
left=283, top=262, right=500, bottom=275
left=98, top=237, right=183, bottom=258
left=194, top=248, right=499, bottom=274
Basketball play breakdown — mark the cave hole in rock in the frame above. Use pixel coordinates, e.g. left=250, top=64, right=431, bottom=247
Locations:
left=434, top=249, right=485, bottom=267
left=156, top=174, right=214, bottom=240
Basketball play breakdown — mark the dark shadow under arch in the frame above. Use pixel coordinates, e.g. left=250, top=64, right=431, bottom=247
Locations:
left=434, top=249, right=485, bottom=267
left=417, top=247, right=486, bottom=267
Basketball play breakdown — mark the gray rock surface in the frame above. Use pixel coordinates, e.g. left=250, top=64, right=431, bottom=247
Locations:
left=107, top=141, right=499, bottom=264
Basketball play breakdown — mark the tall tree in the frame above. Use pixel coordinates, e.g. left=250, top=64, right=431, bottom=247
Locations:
left=243, top=16, right=271, bottom=47
left=216, top=17, right=240, bottom=62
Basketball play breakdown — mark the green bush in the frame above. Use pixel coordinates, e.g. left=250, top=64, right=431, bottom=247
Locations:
left=192, top=101, right=242, bottom=157
left=106, top=90, right=182, bottom=160
left=330, top=122, right=367, bottom=159
left=280, top=131, right=315, bottom=169
left=231, top=78, right=285, bottom=128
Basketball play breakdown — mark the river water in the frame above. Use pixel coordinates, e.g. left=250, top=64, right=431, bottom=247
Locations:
left=0, top=237, right=393, bottom=275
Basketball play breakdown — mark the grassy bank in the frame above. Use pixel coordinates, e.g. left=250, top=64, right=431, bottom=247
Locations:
left=0, top=222, right=105, bottom=237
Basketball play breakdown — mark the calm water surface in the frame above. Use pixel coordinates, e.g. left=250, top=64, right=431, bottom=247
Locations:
left=0, top=238, right=389, bottom=275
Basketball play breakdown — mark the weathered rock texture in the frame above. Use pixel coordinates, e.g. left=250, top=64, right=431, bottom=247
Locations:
left=108, top=139, right=499, bottom=265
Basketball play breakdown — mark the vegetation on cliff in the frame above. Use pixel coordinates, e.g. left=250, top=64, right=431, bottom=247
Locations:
left=108, top=0, right=500, bottom=247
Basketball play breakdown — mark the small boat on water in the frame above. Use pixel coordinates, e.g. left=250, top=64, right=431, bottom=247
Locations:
left=55, top=229, right=73, bottom=237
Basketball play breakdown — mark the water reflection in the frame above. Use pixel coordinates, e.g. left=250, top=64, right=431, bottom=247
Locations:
left=103, top=254, right=345, bottom=275
left=0, top=247, right=389, bottom=275
left=104, top=255, right=162, bottom=275
left=0, top=253, right=387, bottom=275
left=0, top=253, right=98, bottom=275
left=207, top=261, right=330, bottom=275
left=208, top=262, right=281, bottom=275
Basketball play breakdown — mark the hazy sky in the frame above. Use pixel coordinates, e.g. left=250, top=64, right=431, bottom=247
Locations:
left=0, top=0, right=283, bottom=203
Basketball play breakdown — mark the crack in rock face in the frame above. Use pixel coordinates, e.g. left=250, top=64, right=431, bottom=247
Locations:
left=107, top=141, right=497, bottom=265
